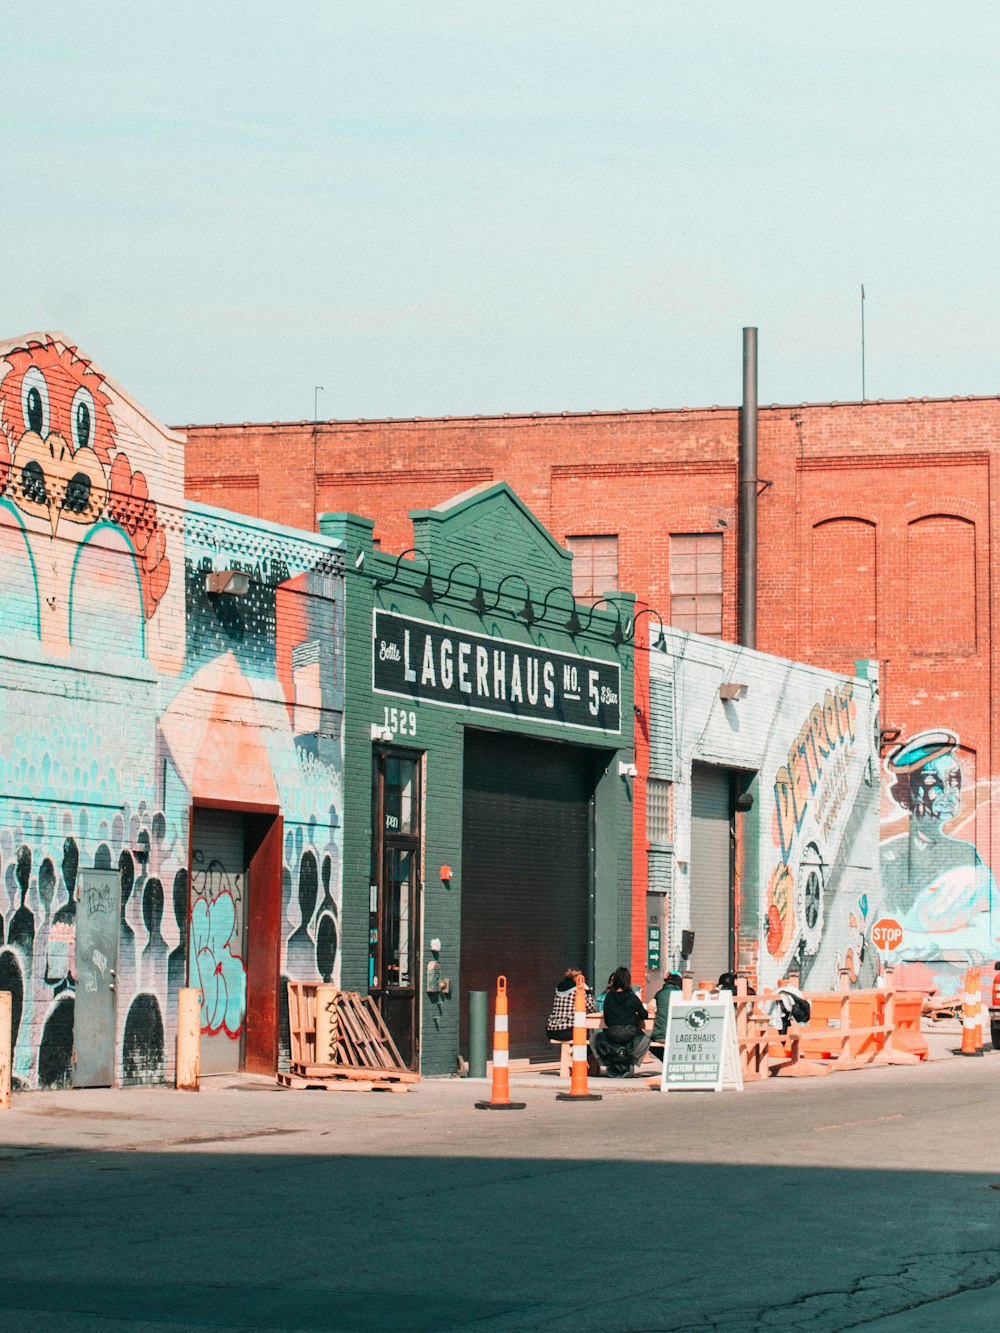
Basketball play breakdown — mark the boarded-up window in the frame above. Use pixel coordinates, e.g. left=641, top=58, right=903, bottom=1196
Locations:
left=566, top=534, right=618, bottom=603
left=670, top=534, right=723, bottom=636
left=907, top=515, right=975, bottom=655
left=811, top=518, right=876, bottom=657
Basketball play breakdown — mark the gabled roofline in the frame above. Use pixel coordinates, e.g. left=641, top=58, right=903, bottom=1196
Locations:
left=410, top=480, right=571, bottom=566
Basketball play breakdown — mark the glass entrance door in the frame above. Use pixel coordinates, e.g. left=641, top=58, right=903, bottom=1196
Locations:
left=370, top=751, right=421, bottom=1069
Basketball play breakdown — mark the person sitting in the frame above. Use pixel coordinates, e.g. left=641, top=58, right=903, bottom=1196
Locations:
left=649, top=971, right=683, bottom=1063
left=591, top=966, right=650, bottom=1076
left=545, top=967, right=596, bottom=1042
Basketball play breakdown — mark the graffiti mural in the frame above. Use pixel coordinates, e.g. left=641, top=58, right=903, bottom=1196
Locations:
left=879, top=729, right=998, bottom=994
left=649, top=634, right=881, bottom=993
left=760, top=679, right=879, bottom=990
left=0, top=332, right=345, bottom=1088
left=191, top=886, right=246, bottom=1038
left=0, top=337, right=171, bottom=654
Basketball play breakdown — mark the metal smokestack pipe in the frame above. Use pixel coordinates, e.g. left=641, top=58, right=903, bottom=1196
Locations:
left=738, top=327, right=758, bottom=650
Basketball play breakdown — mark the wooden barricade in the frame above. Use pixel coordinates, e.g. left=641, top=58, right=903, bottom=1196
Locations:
left=733, top=978, right=773, bottom=1080
left=727, top=968, right=925, bottom=1079
left=280, top=983, right=420, bottom=1092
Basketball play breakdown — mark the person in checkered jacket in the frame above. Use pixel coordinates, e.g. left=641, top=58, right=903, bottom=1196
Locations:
left=546, top=967, right=597, bottom=1041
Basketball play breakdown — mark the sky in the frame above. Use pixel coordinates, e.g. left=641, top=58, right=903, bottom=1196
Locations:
left=4, top=3, right=999, bottom=424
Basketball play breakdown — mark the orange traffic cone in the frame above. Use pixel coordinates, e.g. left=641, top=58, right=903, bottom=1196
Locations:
left=959, top=966, right=984, bottom=1056
left=475, top=976, right=526, bottom=1110
left=556, top=981, right=602, bottom=1102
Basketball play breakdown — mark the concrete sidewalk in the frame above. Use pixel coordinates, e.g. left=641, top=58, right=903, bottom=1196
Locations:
left=0, top=1021, right=973, bottom=1158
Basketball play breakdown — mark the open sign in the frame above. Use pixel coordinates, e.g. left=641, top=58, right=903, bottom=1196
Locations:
left=872, top=918, right=904, bottom=951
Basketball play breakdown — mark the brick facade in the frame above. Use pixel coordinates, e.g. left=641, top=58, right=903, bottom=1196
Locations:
left=185, top=393, right=1000, bottom=990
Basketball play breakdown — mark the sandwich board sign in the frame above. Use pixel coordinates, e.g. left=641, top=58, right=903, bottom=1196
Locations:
left=660, top=997, right=743, bottom=1092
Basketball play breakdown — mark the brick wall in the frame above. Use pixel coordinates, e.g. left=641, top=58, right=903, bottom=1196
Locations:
left=184, top=392, right=1000, bottom=988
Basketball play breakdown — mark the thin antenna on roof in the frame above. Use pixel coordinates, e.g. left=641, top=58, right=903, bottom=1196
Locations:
left=860, top=284, right=866, bottom=401
left=314, top=385, right=324, bottom=421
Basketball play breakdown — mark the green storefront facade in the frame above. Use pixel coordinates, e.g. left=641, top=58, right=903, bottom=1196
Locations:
left=321, top=484, right=635, bottom=1077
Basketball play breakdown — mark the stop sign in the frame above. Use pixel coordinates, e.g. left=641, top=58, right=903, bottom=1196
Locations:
left=872, top=918, right=904, bottom=951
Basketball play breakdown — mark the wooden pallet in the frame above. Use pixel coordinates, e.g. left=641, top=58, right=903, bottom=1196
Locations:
left=276, top=1069, right=410, bottom=1093
left=287, top=983, right=319, bottom=1067
left=292, top=1062, right=419, bottom=1083
left=285, top=984, right=417, bottom=1078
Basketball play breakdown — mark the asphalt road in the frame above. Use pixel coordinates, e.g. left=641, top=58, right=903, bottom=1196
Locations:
left=2, top=1042, right=1000, bottom=1332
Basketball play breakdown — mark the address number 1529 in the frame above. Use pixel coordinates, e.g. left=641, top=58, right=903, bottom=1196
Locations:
left=383, top=706, right=417, bottom=737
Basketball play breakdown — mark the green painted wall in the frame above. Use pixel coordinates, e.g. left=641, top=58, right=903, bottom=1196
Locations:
left=321, top=483, right=634, bottom=1076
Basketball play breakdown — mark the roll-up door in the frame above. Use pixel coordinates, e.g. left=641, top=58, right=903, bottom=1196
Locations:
left=191, top=808, right=248, bottom=1074
left=461, top=730, right=596, bottom=1062
left=688, top=763, right=734, bottom=981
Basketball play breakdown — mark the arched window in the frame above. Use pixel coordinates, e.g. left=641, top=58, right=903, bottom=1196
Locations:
left=907, top=515, right=975, bottom=654
left=811, top=518, right=876, bottom=660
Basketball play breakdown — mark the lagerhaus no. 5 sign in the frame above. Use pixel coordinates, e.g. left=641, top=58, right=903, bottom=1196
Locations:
left=372, top=610, right=621, bottom=734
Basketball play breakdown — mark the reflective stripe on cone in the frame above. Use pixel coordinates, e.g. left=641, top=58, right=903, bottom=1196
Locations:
left=475, top=975, right=526, bottom=1110
left=959, top=966, right=984, bottom=1056
left=556, top=981, right=602, bottom=1102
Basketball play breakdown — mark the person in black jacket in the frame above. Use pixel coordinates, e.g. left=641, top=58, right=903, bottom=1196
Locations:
left=591, top=966, right=650, bottom=1076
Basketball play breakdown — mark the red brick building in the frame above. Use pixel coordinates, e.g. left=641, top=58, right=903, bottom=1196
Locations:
left=184, top=393, right=1000, bottom=986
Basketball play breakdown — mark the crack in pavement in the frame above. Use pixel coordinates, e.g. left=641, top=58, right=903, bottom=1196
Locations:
left=663, top=1248, right=1000, bottom=1331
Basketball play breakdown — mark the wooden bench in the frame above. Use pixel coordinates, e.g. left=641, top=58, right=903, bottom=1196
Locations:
left=551, top=1014, right=656, bottom=1077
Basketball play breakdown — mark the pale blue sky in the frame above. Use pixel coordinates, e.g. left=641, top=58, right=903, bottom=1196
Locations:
left=4, top=3, right=998, bottom=423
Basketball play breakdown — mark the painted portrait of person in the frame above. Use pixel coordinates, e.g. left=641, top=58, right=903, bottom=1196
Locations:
left=880, top=729, right=997, bottom=962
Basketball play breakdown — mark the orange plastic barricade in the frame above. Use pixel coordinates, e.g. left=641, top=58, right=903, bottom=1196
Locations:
left=556, top=982, right=602, bottom=1102
left=797, top=990, right=883, bottom=1061
left=887, top=989, right=928, bottom=1060
left=475, top=976, right=526, bottom=1110
left=959, top=966, right=984, bottom=1057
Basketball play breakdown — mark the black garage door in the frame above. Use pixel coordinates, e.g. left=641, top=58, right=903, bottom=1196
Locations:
left=461, top=729, right=596, bottom=1061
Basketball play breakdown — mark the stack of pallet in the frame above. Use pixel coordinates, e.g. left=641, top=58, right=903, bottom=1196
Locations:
left=278, top=984, right=420, bottom=1093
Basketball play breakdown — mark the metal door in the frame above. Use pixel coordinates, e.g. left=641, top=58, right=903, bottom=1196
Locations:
left=460, top=729, right=595, bottom=1062
left=73, top=868, right=121, bottom=1088
left=688, top=763, right=734, bottom=981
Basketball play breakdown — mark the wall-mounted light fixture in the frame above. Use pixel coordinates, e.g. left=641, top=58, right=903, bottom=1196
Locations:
left=441, top=561, right=488, bottom=615
left=719, top=682, right=748, bottom=702
left=618, top=761, right=639, bottom=778
left=582, top=597, right=627, bottom=647
left=205, top=569, right=250, bottom=596
left=539, top=585, right=584, bottom=636
left=370, top=723, right=393, bottom=742
left=375, top=548, right=436, bottom=603
left=488, top=573, right=536, bottom=626
left=630, top=607, right=669, bottom=652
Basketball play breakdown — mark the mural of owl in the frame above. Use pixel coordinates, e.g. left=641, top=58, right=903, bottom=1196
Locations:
left=0, top=336, right=170, bottom=633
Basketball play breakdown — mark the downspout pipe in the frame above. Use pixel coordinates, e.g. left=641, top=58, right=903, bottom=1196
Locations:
left=738, top=327, right=758, bottom=650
